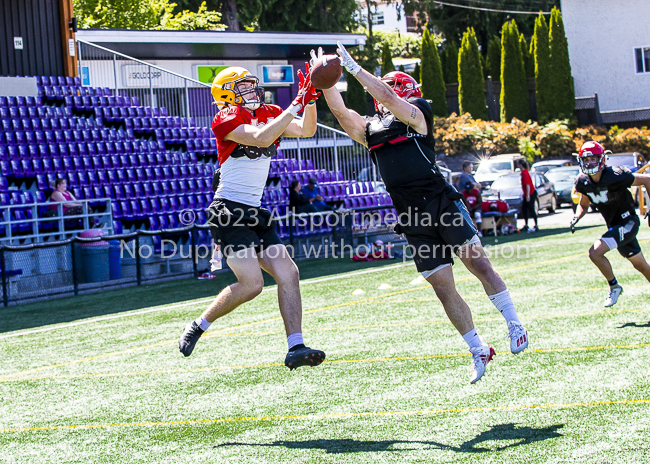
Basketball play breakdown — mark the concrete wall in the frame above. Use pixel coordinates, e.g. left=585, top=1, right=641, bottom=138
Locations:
left=561, top=0, right=650, bottom=112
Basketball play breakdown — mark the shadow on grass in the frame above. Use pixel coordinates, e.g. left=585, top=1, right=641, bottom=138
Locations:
left=617, top=321, right=650, bottom=328
left=215, top=423, right=563, bottom=454
left=0, top=256, right=405, bottom=334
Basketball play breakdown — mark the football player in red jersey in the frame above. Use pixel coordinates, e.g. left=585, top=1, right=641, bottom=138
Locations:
left=179, top=66, right=327, bottom=371
left=316, top=44, right=528, bottom=383
left=571, top=141, right=650, bottom=307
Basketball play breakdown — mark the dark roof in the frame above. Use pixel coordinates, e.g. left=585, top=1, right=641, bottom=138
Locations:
left=75, top=30, right=366, bottom=60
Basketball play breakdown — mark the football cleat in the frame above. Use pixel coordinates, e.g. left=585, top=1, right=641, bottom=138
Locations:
left=469, top=345, right=495, bottom=384
left=506, top=321, right=529, bottom=354
left=285, top=346, right=326, bottom=371
left=178, top=321, right=204, bottom=357
left=604, top=284, right=623, bottom=307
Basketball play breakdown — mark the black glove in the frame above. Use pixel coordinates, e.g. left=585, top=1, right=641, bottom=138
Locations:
left=390, top=222, right=404, bottom=236
left=569, top=215, right=579, bottom=234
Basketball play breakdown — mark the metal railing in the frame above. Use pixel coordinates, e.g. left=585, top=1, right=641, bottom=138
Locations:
left=0, top=198, right=113, bottom=245
left=77, top=39, right=215, bottom=128
left=76, top=39, right=375, bottom=183
left=280, top=123, right=376, bottom=183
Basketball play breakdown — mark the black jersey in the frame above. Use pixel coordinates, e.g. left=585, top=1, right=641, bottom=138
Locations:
left=363, top=97, right=447, bottom=195
left=574, top=166, right=637, bottom=227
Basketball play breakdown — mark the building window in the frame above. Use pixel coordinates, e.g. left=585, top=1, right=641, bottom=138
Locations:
left=635, top=47, right=650, bottom=73
left=372, top=13, right=384, bottom=25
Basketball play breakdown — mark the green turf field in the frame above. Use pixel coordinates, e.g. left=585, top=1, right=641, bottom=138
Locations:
left=1, top=224, right=649, bottom=463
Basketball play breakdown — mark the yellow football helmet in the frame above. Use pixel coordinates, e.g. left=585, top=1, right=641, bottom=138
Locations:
left=211, top=67, right=264, bottom=110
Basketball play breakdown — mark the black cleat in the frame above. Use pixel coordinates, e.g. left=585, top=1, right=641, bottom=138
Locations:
left=284, top=346, right=326, bottom=371
left=179, top=321, right=204, bottom=357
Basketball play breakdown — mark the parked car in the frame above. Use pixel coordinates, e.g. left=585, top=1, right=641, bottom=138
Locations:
left=474, top=153, right=526, bottom=189
left=545, top=166, right=581, bottom=207
left=606, top=152, right=646, bottom=172
left=531, top=159, right=574, bottom=174
left=483, top=172, right=557, bottom=214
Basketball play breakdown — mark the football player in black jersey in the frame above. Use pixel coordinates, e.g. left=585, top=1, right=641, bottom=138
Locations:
left=571, top=141, right=650, bottom=306
left=314, top=44, right=528, bottom=384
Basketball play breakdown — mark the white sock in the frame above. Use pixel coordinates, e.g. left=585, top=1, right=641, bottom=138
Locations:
left=195, top=316, right=211, bottom=331
left=489, top=289, right=521, bottom=325
left=287, top=332, right=304, bottom=350
left=462, top=328, right=484, bottom=349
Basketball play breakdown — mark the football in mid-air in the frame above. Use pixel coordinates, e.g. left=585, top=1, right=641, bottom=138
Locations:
left=309, top=55, right=342, bottom=89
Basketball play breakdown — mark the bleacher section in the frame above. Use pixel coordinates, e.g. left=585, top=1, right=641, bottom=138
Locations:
left=0, top=75, right=395, bottom=243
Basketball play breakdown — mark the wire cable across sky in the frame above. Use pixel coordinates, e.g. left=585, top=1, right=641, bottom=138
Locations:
left=432, top=0, right=553, bottom=14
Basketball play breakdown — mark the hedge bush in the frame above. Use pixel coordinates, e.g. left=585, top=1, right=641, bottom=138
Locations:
left=432, top=114, right=650, bottom=158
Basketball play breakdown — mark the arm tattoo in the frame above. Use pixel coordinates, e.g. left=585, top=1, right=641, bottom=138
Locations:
left=410, top=107, right=417, bottom=120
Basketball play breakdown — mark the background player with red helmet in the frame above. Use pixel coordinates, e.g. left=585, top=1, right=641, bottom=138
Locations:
left=571, top=141, right=650, bottom=306
left=179, top=65, right=326, bottom=371
left=316, top=44, right=528, bottom=384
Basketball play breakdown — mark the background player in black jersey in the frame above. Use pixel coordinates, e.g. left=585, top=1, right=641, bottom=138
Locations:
left=316, top=44, right=528, bottom=384
left=571, top=141, right=650, bottom=306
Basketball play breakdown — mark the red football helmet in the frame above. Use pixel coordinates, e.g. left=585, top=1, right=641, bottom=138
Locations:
left=374, top=71, right=422, bottom=112
left=577, top=141, right=608, bottom=175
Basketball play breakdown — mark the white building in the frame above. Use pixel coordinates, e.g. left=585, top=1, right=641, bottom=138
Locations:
left=561, top=0, right=650, bottom=118
left=356, top=1, right=415, bottom=35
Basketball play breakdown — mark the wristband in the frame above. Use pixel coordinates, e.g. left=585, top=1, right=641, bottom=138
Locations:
left=307, top=101, right=316, bottom=106
left=288, top=104, right=302, bottom=117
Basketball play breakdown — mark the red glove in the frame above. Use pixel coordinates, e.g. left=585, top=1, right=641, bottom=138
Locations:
left=291, top=64, right=320, bottom=111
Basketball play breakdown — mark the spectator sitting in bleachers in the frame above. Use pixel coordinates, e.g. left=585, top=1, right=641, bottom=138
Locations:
left=48, top=178, right=82, bottom=215
left=301, top=177, right=334, bottom=211
left=47, top=178, right=94, bottom=228
left=289, top=180, right=319, bottom=214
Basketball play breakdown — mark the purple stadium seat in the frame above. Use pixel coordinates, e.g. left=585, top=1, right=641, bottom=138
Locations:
left=123, top=184, right=134, bottom=198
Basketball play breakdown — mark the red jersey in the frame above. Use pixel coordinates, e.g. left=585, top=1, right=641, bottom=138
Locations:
left=521, top=169, right=536, bottom=195
left=211, top=104, right=283, bottom=165
left=463, top=188, right=480, bottom=208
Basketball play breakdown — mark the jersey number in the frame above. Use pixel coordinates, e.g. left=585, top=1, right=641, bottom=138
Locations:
left=587, top=190, right=609, bottom=204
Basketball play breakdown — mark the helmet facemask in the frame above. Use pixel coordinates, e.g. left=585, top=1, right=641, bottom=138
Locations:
left=578, top=154, right=605, bottom=175
left=222, top=77, right=264, bottom=111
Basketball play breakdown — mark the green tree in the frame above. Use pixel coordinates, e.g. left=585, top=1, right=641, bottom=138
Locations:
left=500, top=20, right=530, bottom=122
left=416, top=0, right=560, bottom=52
left=548, top=7, right=575, bottom=120
left=533, top=13, right=551, bottom=123
left=420, top=25, right=448, bottom=117
left=173, top=0, right=260, bottom=30
left=411, top=61, right=421, bottom=83
left=398, top=64, right=405, bottom=72
left=486, top=36, right=501, bottom=81
left=258, top=0, right=358, bottom=32
left=74, top=0, right=223, bottom=30
left=458, top=27, right=487, bottom=119
left=381, top=42, right=396, bottom=75
left=519, top=33, right=534, bottom=78
left=344, top=69, right=369, bottom=116
left=443, top=40, right=459, bottom=84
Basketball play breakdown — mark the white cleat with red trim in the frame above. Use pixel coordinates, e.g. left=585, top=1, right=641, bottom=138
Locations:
left=507, top=321, right=529, bottom=354
left=469, top=344, right=496, bottom=384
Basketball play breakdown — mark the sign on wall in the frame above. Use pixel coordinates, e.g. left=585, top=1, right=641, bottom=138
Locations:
left=259, top=65, right=294, bottom=86
left=122, top=65, right=163, bottom=87
left=81, top=66, right=90, bottom=86
left=196, top=65, right=229, bottom=84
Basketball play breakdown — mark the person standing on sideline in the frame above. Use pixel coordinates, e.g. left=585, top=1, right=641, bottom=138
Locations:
left=462, top=182, right=483, bottom=238
left=316, top=44, right=528, bottom=384
left=571, top=141, right=650, bottom=307
left=178, top=65, right=326, bottom=370
left=459, top=161, right=481, bottom=191
left=519, top=160, right=538, bottom=232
